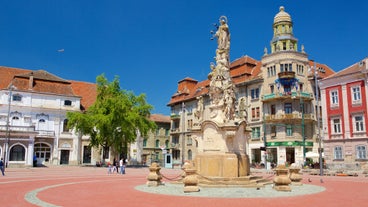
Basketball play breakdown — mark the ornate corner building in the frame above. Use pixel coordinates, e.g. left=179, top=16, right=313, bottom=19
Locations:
left=167, top=6, right=335, bottom=167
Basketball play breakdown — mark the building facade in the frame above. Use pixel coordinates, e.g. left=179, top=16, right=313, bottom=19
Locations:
left=0, top=67, right=97, bottom=166
left=167, top=6, right=334, bottom=167
left=319, top=58, right=368, bottom=170
left=0, top=67, right=171, bottom=167
left=131, top=114, right=171, bottom=166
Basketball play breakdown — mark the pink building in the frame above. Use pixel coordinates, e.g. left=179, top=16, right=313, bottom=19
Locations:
left=320, top=57, right=368, bottom=170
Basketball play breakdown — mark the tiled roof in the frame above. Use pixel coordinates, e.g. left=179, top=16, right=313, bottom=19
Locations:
left=0, top=66, right=32, bottom=89
left=0, top=66, right=97, bottom=111
left=307, top=61, right=335, bottom=79
left=322, top=57, right=368, bottom=80
left=15, top=70, right=69, bottom=83
left=150, top=114, right=170, bottom=123
left=70, top=81, right=97, bottom=111
left=167, top=56, right=260, bottom=106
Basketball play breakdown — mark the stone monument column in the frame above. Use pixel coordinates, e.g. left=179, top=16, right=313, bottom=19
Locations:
left=193, top=16, right=250, bottom=180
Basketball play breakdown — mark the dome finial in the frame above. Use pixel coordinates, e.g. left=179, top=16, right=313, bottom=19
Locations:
left=280, top=6, right=285, bottom=12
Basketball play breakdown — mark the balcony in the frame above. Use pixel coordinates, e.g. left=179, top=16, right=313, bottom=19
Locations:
left=170, top=128, right=181, bottom=134
left=170, top=114, right=181, bottom=120
left=264, top=113, right=315, bottom=123
left=37, top=130, right=55, bottom=137
left=0, top=125, right=35, bottom=133
left=261, top=91, right=313, bottom=102
left=0, top=125, right=56, bottom=137
left=278, top=71, right=295, bottom=79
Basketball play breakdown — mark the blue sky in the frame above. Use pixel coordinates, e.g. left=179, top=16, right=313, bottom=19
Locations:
left=0, top=1, right=367, bottom=115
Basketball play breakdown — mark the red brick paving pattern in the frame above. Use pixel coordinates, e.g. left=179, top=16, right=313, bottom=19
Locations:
left=1, top=166, right=368, bottom=207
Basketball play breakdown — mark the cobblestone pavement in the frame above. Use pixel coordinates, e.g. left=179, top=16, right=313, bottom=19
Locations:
left=0, top=166, right=367, bottom=207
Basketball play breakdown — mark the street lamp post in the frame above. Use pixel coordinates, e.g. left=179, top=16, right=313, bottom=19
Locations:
left=314, top=62, right=323, bottom=176
left=181, top=102, right=185, bottom=165
left=4, top=84, right=14, bottom=168
left=301, top=95, right=305, bottom=165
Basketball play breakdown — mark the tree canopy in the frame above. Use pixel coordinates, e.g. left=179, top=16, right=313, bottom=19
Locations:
left=67, top=74, right=157, bottom=154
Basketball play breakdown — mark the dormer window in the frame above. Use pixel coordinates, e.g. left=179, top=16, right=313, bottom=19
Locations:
left=64, top=100, right=72, bottom=106
left=12, top=94, right=22, bottom=102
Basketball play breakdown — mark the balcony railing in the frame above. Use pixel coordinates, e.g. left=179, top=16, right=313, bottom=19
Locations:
left=264, top=113, right=315, bottom=122
left=170, top=114, right=180, bottom=119
left=261, top=91, right=313, bottom=102
left=0, top=125, right=55, bottom=137
left=0, top=125, right=35, bottom=132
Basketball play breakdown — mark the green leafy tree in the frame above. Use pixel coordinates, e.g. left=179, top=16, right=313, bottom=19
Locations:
left=67, top=74, right=156, bottom=157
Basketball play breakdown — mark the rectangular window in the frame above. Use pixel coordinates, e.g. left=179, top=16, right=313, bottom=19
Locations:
left=334, top=146, right=343, bottom=159
left=252, top=127, right=261, bottom=139
left=330, top=91, right=338, bottom=105
left=252, top=107, right=260, bottom=119
left=352, top=86, right=361, bottom=102
left=251, top=88, right=259, bottom=100
left=64, top=100, right=72, bottom=106
left=286, top=125, right=293, bottom=136
left=12, top=94, right=22, bottom=102
left=284, top=103, right=292, bottom=114
left=187, top=137, right=192, bottom=146
left=271, top=126, right=276, bottom=138
left=356, top=145, right=366, bottom=159
left=332, top=118, right=341, bottom=134
left=354, top=115, right=364, bottom=132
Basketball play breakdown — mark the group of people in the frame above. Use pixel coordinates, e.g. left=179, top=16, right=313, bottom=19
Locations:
left=107, top=158, right=126, bottom=175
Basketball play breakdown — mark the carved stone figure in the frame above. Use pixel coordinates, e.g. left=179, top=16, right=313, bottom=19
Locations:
left=215, top=16, right=230, bottom=51
left=194, top=96, right=204, bottom=120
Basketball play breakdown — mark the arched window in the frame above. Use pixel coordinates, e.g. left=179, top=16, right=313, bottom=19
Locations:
left=34, top=143, right=51, bottom=162
left=9, top=145, right=25, bottom=161
left=63, top=119, right=69, bottom=132
left=155, top=140, right=160, bottom=148
left=165, top=140, right=169, bottom=149
left=188, top=150, right=192, bottom=160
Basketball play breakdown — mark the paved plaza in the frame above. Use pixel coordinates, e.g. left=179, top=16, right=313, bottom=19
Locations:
left=0, top=166, right=367, bottom=207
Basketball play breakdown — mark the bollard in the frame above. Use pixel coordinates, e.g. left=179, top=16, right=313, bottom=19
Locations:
left=273, top=164, right=292, bottom=191
left=146, top=162, right=163, bottom=187
left=182, top=161, right=200, bottom=193
left=289, top=167, right=303, bottom=185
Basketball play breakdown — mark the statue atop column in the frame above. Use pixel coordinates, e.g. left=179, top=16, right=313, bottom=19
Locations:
left=208, top=16, right=236, bottom=122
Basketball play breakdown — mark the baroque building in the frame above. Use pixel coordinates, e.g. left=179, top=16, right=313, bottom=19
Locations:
left=0, top=66, right=169, bottom=167
left=0, top=67, right=97, bottom=166
left=167, top=6, right=334, bottom=167
left=319, top=57, right=368, bottom=170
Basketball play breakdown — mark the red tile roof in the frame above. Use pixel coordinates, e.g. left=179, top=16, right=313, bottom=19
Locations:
left=322, top=57, right=368, bottom=80
left=0, top=66, right=97, bottom=111
left=150, top=114, right=170, bottom=123
left=167, top=56, right=261, bottom=106
left=70, top=81, right=97, bottom=111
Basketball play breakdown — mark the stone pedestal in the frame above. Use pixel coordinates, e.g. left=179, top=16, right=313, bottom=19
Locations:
left=273, top=164, right=292, bottom=191
left=146, top=163, right=162, bottom=187
left=195, top=153, right=250, bottom=178
left=289, top=167, right=303, bottom=185
left=183, top=164, right=200, bottom=193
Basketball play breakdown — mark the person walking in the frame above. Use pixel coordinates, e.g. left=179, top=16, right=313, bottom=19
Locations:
left=119, top=158, right=124, bottom=174
left=0, top=158, right=5, bottom=176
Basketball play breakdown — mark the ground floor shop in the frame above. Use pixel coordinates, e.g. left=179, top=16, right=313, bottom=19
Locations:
left=249, top=141, right=315, bottom=169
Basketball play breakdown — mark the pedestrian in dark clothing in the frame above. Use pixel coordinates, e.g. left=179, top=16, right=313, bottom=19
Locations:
left=0, top=158, right=5, bottom=176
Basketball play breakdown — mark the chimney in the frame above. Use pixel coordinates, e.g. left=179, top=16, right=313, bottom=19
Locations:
left=29, top=72, right=34, bottom=90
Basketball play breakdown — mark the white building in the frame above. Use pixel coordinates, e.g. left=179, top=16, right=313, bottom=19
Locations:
left=0, top=67, right=97, bottom=166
